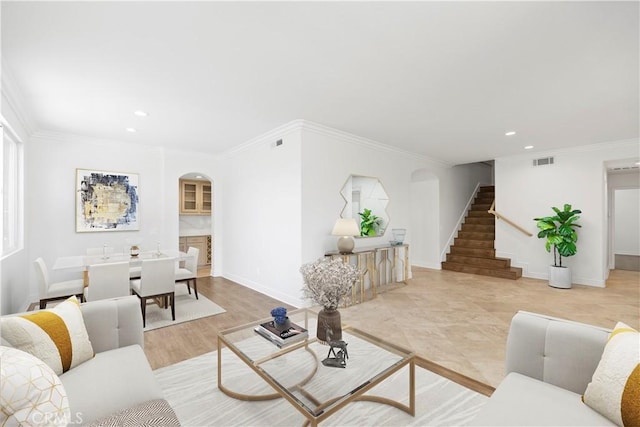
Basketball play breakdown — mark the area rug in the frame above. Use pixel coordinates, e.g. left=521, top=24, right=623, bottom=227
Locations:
left=154, top=346, right=488, bottom=426
left=143, top=285, right=225, bottom=331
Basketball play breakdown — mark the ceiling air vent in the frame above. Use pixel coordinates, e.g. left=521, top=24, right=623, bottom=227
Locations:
left=533, top=156, right=554, bottom=167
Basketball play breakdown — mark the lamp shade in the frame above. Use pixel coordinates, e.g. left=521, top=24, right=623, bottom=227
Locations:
left=331, top=218, right=360, bottom=236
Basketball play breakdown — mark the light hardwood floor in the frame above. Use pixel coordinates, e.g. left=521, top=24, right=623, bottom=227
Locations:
left=144, top=267, right=639, bottom=388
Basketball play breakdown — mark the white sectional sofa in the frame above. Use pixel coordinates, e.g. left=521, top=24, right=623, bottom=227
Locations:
left=2, top=296, right=180, bottom=426
left=470, top=311, right=615, bottom=426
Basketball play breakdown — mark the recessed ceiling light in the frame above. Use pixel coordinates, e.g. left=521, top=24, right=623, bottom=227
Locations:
left=505, top=131, right=516, bottom=136
left=126, top=128, right=137, bottom=133
left=524, top=145, right=534, bottom=150
left=133, top=110, right=148, bottom=117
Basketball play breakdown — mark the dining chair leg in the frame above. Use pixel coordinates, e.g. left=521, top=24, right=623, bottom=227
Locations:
left=140, top=297, right=147, bottom=328
left=186, top=283, right=192, bottom=294
left=170, top=292, right=175, bottom=321
left=192, top=279, right=199, bottom=300
left=39, top=300, right=46, bottom=309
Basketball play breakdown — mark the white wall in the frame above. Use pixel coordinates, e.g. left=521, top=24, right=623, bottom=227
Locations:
left=410, top=163, right=493, bottom=268
left=300, top=125, right=495, bottom=287
left=25, top=133, right=165, bottom=293
left=614, top=188, right=640, bottom=255
left=607, top=170, right=640, bottom=268
left=300, top=123, right=436, bottom=266
left=436, top=164, right=494, bottom=255
left=613, top=188, right=640, bottom=255
left=221, top=126, right=303, bottom=307
left=495, top=139, right=639, bottom=287
left=1, top=130, right=219, bottom=313
left=409, top=176, right=440, bottom=268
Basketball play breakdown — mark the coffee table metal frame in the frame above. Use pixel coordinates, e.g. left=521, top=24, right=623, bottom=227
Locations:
left=217, top=308, right=415, bottom=427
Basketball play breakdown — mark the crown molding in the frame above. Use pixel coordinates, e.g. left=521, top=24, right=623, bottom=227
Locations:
left=30, top=129, right=165, bottom=153
left=222, top=118, right=452, bottom=168
left=1, top=62, right=37, bottom=137
left=495, top=137, right=640, bottom=162
left=0, top=114, right=23, bottom=143
left=222, top=119, right=305, bottom=157
left=299, top=120, right=452, bottom=168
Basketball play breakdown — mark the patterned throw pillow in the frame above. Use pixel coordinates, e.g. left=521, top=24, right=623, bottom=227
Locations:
left=583, top=322, right=640, bottom=427
left=0, top=346, right=71, bottom=426
left=0, top=296, right=94, bottom=375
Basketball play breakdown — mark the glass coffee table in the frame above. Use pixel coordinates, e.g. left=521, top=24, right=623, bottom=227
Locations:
left=217, top=308, right=415, bottom=426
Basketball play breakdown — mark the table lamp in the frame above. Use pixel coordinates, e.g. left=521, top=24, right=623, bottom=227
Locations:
left=331, top=218, right=360, bottom=254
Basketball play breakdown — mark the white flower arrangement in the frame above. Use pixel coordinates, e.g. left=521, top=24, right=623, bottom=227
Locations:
left=300, top=258, right=359, bottom=310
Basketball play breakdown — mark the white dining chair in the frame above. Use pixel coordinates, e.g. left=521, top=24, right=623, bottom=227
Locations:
left=83, top=261, right=131, bottom=302
left=175, top=246, right=199, bottom=299
left=130, top=257, right=176, bottom=327
left=34, top=257, right=85, bottom=309
left=129, top=265, right=142, bottom=280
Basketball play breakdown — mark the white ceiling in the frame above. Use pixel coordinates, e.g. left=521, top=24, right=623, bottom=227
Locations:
left=2, top=1, right=638, bottom=165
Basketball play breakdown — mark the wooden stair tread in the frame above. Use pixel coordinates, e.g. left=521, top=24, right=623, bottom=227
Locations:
left=442, top=185, right=521, bottom=280
left=457, top=231, right=495, bottom=240
left=467, top=211, right=494, bottom=218
left=446, top=254, right=512, bottom=268
left=441, top=262, right=523, bottom=280
left=470, top=204, right=492, bottom=211
left=453, top=238, right=494, bottom=248
left=450, top=247, right=496, bottom=257
left=461, top=224, right=495, bottom=232
left=465, top=217, right=495, bottom=225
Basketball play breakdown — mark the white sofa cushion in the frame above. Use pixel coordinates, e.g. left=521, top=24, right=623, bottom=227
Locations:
left=60, top=345, right=164, bottom=425
left=0, top=346, right=71, bottom=426
left=583, top=322, right=640, bottom=426
left=469, top=372, right=615, bottom=426
left=0, top=296, right=94, bottom=375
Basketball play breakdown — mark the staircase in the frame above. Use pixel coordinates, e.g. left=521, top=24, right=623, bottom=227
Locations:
left=441, top=186, right=523, bottom=280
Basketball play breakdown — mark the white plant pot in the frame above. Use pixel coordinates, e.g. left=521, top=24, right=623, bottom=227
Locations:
left=549, top=266, right=572, bottom=289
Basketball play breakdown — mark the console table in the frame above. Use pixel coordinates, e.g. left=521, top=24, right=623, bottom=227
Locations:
left=325, top=243, right=409, bottom=306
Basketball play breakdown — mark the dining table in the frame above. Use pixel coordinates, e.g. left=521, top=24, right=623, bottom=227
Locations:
left=53, top=249, right=189, bottom=285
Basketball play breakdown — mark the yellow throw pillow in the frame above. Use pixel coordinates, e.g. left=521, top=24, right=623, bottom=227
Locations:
left=0, top=346, right=71, bottom=426
left=0, top=296, right=94, bottom=375
left=583, top=322, right=640, bottom=427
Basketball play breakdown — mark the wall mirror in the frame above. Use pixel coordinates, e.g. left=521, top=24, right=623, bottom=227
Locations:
left=340, top=175, right=390, bottom=237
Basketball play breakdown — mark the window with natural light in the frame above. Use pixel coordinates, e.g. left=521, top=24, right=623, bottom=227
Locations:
left=2, top=124, right=22, bottom=257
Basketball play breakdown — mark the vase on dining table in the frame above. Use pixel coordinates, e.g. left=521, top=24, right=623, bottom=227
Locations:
left=316, top=307, right=342, bottom=343
left=130, top=245, right=140, bottom=258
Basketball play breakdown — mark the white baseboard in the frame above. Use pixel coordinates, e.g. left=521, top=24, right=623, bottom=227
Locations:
left=223, top=273, right=304, bottom=308
left=495, top=250, right=529, bottom=276
left=412, top=261, right=442, bottom=270
left=521, top=270, right=605, bottom=287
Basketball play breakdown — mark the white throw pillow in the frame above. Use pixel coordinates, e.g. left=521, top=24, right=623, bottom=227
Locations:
left=0, top=346, right=71, bottom=426
left=0, top=296, right=94, bottom=375
left=583, top=322, right=640, bottom=427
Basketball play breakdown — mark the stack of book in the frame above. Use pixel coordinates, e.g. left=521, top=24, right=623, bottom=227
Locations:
left=254, top=319, right=309, bottom=347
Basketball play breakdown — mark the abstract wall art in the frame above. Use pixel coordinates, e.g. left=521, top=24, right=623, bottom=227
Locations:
left=76, top=169, right=139, bottom=232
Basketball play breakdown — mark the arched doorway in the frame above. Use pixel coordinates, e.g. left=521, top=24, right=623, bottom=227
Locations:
left=178, top=173, right=213, bottom=276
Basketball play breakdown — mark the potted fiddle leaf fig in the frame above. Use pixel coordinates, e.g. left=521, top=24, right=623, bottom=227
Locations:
left=358, top=208, right=382, bottom=237
left=534, top=204, right=582, bottom=289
